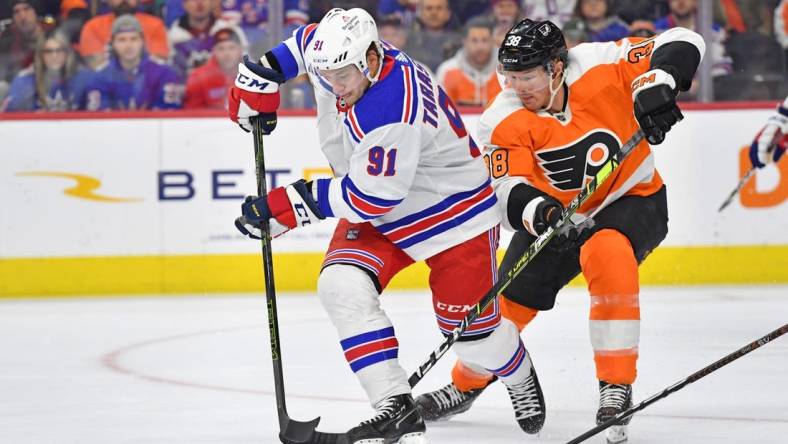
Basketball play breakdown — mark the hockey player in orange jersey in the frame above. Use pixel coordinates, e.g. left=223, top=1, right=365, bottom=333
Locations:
left=414, top=18, right=705, bottom=443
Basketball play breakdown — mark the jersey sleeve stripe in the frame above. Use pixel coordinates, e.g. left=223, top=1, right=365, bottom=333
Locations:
left=345, top=107, right=366, bottom=142
left=315, top=177, right=335, bottom=217
left=296, top=23, right=318, bottom=57
left=400, top=65, right=418, bottom=125
left=271, top=41, right=301, bottom=80
left=341, top=176, right=403, bottom=220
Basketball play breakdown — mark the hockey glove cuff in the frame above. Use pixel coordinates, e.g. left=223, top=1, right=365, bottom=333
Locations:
left=522, top=196, right=562, bottom=236
left=632, top=68, right=683, bottom=145
left=236, top=180, right=325, bottom=239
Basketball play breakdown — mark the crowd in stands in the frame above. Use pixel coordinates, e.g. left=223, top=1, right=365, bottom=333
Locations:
left=0, top=0, right=786, bottom=112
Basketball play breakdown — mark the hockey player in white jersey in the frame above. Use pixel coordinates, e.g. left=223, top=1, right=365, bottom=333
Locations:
left=227, top=8, right=553, bottom=443
left=749, top=95, right=787, bottom=170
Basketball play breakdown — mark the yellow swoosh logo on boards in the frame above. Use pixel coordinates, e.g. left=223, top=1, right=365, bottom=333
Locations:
left=17, top=172, right=143, bottom=202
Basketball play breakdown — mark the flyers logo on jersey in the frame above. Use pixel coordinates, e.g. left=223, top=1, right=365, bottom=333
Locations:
left=536, top=130, right=622, bottom=191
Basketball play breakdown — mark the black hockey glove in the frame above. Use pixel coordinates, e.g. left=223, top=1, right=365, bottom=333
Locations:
left=632, top=68, right=683, bottom=145
left=550, top=216, right=596, bottom=252
left=525, top=196, right=595, bottom=252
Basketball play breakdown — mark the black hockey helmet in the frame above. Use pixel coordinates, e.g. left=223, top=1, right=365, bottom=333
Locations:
left=498, top=19, right=568, bottom=72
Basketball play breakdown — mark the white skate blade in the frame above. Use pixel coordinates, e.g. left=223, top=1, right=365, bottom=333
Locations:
left=352, top=432, right=426, bottom=444
left=605, top=425, right=628, bottom=444
left=397, top=432, right=426, bottom=444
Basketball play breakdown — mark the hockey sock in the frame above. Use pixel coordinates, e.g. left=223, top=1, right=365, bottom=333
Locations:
left=318, top=264, right=410, bottom=405
left=500, top=296, right=539, bottom=331
left=454, top=318, right=533, bottom=385
left=451, top=360, right=495, bottom=392
left=580, top=229, right=640, bottom=384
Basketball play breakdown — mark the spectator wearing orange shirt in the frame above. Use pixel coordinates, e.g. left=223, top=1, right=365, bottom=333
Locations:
left=183, top=25, right=243, bottom=109
left=78, top=0, right=169, bottom=68
left=777, top=0, right=788, bottom=54
left=435, top=16, right=500, bottom=107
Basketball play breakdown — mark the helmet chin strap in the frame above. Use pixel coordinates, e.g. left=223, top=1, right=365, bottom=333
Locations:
left=539, top=63, right=567, bottom=113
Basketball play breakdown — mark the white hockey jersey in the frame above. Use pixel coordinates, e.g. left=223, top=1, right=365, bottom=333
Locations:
left=270, top=25, right=500, bottom=260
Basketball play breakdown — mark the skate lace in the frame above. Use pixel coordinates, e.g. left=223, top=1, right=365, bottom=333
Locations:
left=600, top=383, right=630, bottom=409
left=361, top=397, right=402, bottom=426
left=427, top=383, right=467, bottom=409
left=508, top=375, right=541, bottom=419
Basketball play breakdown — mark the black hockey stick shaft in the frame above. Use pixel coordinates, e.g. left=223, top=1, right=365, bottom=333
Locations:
left=407, top=129, right=646, bottom=388
left=719, top=134, right=786, bottom=212
left=717, top=167, right=754, bottom=212
left=566, top=323, right=788, bottom=444
left=250, top=118, right=322, bottom=443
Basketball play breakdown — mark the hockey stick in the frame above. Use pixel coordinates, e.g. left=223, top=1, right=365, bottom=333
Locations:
left=566, top=323, right=788, bottom=444
left=717, top=167, right=754, bottom=212
left=407, top=129, right=646, bottom=388
left=718, top=135, right=787, bottom=212
left=249, top=118, right=326, bottom=444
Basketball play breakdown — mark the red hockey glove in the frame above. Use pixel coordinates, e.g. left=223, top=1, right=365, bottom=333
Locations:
left=228, top=55, right=285, bottom=134
left=235, top=180, right=325, bottom=239
left=749, top=104, right=788, bottom=169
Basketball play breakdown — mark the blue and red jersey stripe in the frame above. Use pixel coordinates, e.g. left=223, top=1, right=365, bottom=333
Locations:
left=341, top=176, right=402, bottom=220
left=376, top=180, right=497, bottom=249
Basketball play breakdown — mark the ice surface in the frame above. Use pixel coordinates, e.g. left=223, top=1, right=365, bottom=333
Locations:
left=1, top=286, right=786, bottom=443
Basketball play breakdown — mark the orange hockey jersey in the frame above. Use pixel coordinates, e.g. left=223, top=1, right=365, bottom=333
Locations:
left=478, top=27, right=705, bottom=230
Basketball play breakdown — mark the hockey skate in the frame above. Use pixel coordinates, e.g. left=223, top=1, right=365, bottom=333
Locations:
left=414, top=376, right=497, bottom=421
left=596, top=381, right=633, bottom=444
left=346, top=394, right=426, bottom=444
left=505, top=366, right=546, bottom=434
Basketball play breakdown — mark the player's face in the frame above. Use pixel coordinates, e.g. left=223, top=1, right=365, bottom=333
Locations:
left=501, top=66, right=552, bottom=110
left=213, top=40, right=243, bottom=72
left=318, top=64, right=369, bottom=106
left=112, top=32, right=144, bottom=64
left=41, top=38, right=67, bottom=71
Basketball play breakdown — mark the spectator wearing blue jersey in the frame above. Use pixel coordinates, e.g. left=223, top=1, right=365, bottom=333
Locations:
left=218, top=0, right=307, bottom=51
left=572, top=0, right=629, bottom=42
left=2, top=31, right=94, bottom=111
left=90, top=14, right=184, bottom=110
